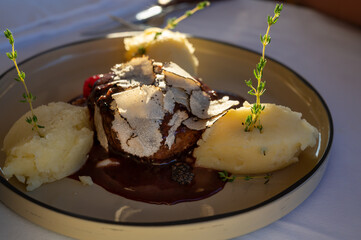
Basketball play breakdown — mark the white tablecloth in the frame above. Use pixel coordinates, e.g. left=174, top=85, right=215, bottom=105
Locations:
left=1, top=0, right=360, bottom=239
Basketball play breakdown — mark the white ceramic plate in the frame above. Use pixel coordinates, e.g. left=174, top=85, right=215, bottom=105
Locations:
left=0, top=33, right=333, bottom=240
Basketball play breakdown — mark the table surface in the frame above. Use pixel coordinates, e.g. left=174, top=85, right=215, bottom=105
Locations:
left=0, top=0, right=360, bottom=239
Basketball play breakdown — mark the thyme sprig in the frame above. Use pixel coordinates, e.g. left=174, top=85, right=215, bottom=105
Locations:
left=164, top=1, right=210, bottom=30
left=244, top=3, right=283, bottom=132
left=153, top=1, right=210, bottom=40
left=218, top=171, right=271, bottom=184
left=4, top=29, right=44, bottom=137
left=135, top=1, right=210, bottom=55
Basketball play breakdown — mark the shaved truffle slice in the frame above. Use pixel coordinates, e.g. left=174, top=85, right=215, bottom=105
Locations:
left=163, top=62, right=195, bottom=80
left=165, top=110, right=189, bottom=148
left=183, top=113, right=225, bottom=131
left=112, top=114, right=163, bottom=157
left=169, top=87, right=190, bottom=111
left=111, top=85, right=165, bottom=120
left=111, top=57, right=155, bottom=86
left=111, top=86, right=165, bottom=157
left=163, top=90, right=176, bottom=114
left=190, top=90, right=239, bottom=119
left=163, top=62, right=200, bottom=93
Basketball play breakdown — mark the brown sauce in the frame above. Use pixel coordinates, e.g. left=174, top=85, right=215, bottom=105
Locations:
left=70, top=144, right=225, bottom=205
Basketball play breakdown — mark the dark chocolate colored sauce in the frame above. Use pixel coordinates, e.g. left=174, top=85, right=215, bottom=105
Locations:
left=70, top=144, right=225, bottom=205
left=70, top=91, right=245, bottom=205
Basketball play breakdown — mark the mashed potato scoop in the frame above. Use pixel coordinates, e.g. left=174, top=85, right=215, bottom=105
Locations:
left=124, top=28, right=199, bottom=76
left=2, top=102, right=93, bottom=191
left=194, top=102, right=319, bottom=174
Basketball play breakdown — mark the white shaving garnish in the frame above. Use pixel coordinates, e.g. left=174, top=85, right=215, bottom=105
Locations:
left=163, top=62, right=196, bottom=80
left=208, top=97, right=239, bottom=117
left=183, top=113, right=226, bottom=130
left=165, top=110, right=189, bottom=148
left=115, top=80, right=140, bottom=89
left=112, top=57, right=155, bottom=86
left=112, top=114, right=163, bottom=157
left=111, top=85, right=165, bottom=157
left=189, top=90, right=210, bottom=119
left=190, top=90, right=239, bottom=119
left=112, top=86, right=164, bottom=120
left=96, top=159, right=120, bottom=168
left=163, top=90, right=175, bottom=114
left=163, top=63, right=200, bottom=93
left=79, top=176, right=94, bottom=185
left=169, top=87, right=190, bottom=111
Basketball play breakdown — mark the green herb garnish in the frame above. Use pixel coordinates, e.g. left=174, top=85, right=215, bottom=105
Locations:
left=218, top=170, right=271, bottom=184
left=244, top=3, right=283, bottom=132
left=153, top=1, right=210, bottom=40
left=136, top=46, right=146, bottom=56
left=4, top=29, right=44, bottom=137
left=135, top=1, right=210, bottom=56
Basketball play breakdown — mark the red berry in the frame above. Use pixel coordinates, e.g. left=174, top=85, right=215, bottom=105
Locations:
left=83, top=75, right=101, bottom=98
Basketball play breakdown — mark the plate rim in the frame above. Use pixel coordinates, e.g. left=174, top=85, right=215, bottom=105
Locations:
left=0, top=33, right=334, bottom=227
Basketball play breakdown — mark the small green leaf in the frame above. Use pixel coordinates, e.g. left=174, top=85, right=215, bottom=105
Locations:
left=229, top=176, right=236, bottom=182
left=265, top=35, right=271, bottom=45
left=186, top=10, right=193, bottom=17
left=253, top=69, right=259, bottom=79
left=6, top=52, right=13, bottom=60
left=25, top=116, right=32, bottom=124
left=4, top=29, right=11, bottom=38
left=4, top=29, right=14, bottom=45
left=248, top=89, right=255, bottom=95
left=245, top=79, right=253, bottom=87
left=273, top=17, right=279, bottom=24
left=244, top=176, right=252, bottom=181
left=167, top=17, right=177, bottom=29
left=260, top=57, right=266, bottom=66
left=37, top=125, right=45, bottom=129
left=264, top=173, right=271, bottom=184
left=197, top=1, right=210, bottom=9
left=258, top=81, right=266, bottom=92
left=137, top=47, right=145, bottom=56
left=20, top=71, right=25, bottom=80
left=153, top=32, right=162, bottom=40
left=245, top=115, right=252, bottom=124
left=267, top=15, right=273, bottom=25
left=275, top=3, right=283, bottom=14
